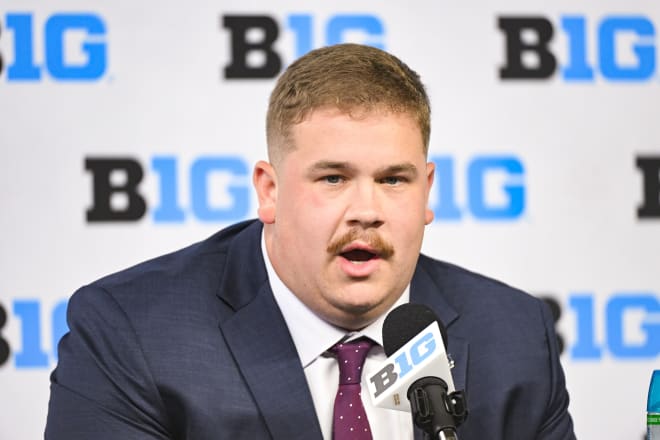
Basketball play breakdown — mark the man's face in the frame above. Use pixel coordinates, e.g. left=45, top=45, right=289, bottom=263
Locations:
left=254, top=108, right=434, bottom=330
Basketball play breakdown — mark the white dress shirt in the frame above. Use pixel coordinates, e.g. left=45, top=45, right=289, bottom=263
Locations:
left=262, top=232, right=414, bottom=439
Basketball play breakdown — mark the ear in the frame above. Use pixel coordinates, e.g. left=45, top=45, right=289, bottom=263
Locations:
left=424, top=161, right=435, bottom=225
left=253, top=160, right=278, bottom=224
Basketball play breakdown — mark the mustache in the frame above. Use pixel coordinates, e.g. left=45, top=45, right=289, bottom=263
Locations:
left=326, top=229, right=395, bottom=259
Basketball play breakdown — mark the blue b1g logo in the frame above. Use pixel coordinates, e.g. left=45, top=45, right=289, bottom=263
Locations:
left=0, top=299, right=68, bottom=369
left=222, top=13, right=385, bottom=79
left=499, top=14, right=657, bottom=81
left=570, top=293, right=660, bottom=359
left=0, top=12, right=107, bottom=81
left=432, top=155, right=525, bottom=220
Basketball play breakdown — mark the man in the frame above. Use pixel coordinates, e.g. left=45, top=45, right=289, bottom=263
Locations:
left=45, top=44, right=575, bottom=439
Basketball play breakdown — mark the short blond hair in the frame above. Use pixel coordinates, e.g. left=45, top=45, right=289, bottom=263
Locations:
left=266, top=43, right=430, bottom=164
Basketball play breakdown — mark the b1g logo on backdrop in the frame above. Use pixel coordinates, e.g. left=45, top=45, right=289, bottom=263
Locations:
left=0, top=12, right=107, bottom=81
left=431, top=156, right=525, bottom=221
left=498, top=14, right=657, bottom=82
left=83, top=154, right=525, bottom=224
left=567, top=293, right=660, bottom=359
left=85, top=156, right=251, bottom=223
left=542, top=293, right=660, bottom=360
left=0, top=299, right=68, bottom=369
left=222, top=13, right=385, bottom=79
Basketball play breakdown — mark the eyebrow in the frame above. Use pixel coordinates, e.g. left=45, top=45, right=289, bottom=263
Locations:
left=307, top=161, right=355, bottom=173
left=307, top=161, right=419, bottom=177
left=375, top=163, right=419, bottom=177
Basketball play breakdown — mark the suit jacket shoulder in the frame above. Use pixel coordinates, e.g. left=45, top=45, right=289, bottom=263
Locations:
left=46, top=220, right=323, bottom=440
left=411, top=254, right=576, bottom=439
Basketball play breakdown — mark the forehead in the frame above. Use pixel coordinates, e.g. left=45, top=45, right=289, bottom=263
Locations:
left=291, top=108, right=423, bottom=148
left=275, top=108, right=425, bottom=176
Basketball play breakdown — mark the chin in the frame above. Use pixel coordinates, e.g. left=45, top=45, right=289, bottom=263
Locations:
left=332, top=313, right=375, bottom=331
left=341, top=302, right=376, bottom=316
left=332, top=300, right=383, bottom=327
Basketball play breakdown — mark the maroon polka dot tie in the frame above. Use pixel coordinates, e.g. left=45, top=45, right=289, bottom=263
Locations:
left=330, top=337, right=375, bottom=440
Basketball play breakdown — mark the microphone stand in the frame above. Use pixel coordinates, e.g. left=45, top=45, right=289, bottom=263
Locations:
left=407, top=377, right=468, bottom=440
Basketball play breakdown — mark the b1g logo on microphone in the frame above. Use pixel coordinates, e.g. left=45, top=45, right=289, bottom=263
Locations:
left=222, top=13, right=385, bottom=79
left=368, top=323, right=453, bottom=411
left=498, top=14, right=657, bottom=82
left=0, top=12, right=107, bottom=81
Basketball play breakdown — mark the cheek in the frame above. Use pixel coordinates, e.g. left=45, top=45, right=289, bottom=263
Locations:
left=386, top=198, right=428, bottom=242
left=281, top=187, right=337, bottom=235
left=293, top=186, right=341, bottom=217
left=388, top=193, right=428, bottom=223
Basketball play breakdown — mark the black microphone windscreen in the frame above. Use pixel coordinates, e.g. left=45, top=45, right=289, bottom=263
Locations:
left=382, top=303, right=448, bottom=357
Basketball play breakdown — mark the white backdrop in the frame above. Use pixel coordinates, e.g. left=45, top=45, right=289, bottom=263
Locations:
left=1, top=1, right=659, bottom=438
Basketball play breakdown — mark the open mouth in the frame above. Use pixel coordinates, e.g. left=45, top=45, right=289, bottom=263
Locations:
left=340, top=249, right=378, bottom=263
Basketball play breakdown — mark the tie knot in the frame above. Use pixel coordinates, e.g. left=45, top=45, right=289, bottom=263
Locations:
left=331, top=337, right=374, bottom=385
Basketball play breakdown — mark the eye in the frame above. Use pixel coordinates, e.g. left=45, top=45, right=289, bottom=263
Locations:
left=323, top=175, right=344, bottom=184
left=380, top=176, right=406, bottom=185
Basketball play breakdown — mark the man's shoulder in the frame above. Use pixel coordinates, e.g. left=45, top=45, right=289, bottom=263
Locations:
left=416, top=253, right=544, bottom=314
left=82, top=219, right=262, bottom=300
left=415, top=255, right=558, bottom=379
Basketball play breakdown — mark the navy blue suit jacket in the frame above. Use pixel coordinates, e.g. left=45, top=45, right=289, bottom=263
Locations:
left=45, top=220, right=575, bottom=439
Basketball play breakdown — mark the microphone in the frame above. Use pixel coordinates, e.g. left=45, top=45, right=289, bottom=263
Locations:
left=366, top=303, right=467, bottom=440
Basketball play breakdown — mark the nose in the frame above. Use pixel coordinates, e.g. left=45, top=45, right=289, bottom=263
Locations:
left=345, top=181, right=384, bottom=228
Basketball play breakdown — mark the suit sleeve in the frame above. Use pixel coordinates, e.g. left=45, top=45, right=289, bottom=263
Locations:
left=536, top=299, right=576, bottom=440
left=45, top=285, right=173, bottom=440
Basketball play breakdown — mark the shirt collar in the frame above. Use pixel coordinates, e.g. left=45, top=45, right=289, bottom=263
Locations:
left=261, top=230, right=410, bottom=367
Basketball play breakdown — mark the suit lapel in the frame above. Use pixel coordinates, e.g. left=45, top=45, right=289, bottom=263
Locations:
left=410, top=261, right=470, bottom=440
left=410, top=259, right=469, bottom=402
left=215, top=222, right=323, bottom=439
